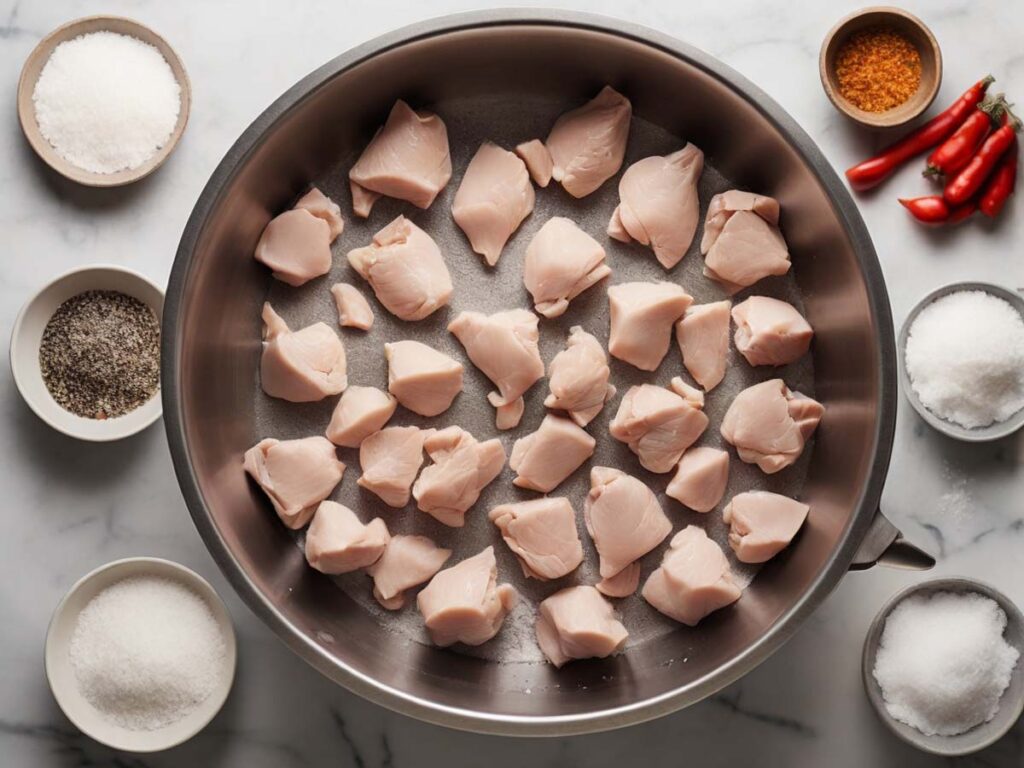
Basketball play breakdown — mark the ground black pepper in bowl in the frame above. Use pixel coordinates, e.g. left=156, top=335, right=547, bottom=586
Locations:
left=39, top=290, right=160, bottom=419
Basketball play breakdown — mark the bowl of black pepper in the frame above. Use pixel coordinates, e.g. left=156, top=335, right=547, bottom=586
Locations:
left=10, top=265, right=164, bottom=441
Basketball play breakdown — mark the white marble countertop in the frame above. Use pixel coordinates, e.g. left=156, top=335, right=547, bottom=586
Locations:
left=2, top=0, right=1023, bottom=765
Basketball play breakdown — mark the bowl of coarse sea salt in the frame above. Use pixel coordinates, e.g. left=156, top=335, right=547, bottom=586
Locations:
left=45, top=558, right=236, bottom=752
left=862, top=578, right=1024, bottom=756
left=899, top=282, right=1024, bottom=441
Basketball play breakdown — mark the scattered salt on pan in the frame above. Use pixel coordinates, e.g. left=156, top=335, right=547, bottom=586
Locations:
left=905, top=290, right=1024, bottom=429
left=873, top=591, right=1019, bottom=736
left=32, top=31, right=181, bottom=174
left=68, top=576, right=227, bottom=731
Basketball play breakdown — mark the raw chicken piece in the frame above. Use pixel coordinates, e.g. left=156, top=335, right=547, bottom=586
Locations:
left=732, top=296, right=813, bottom=367
left=294, top=187, right=344, bottom=241
left=260, top=303, right=347, bottom=402
left=304, top=501, right=389, bottom=574
left=384, top=340, right=463, bottom=417
left=720, top=379, right=824, bottom=474
left=546, top=86, right=632, bottom=198
left=675, top=301, right=731, bottom=391
left=494, top=397, right=524, bottom=431
left=243, top=436, right=345, bottom=529
left=348, top=100, right=452, bottom=216
left=452, top=142, right=535, bottom=266
left=666, top=447, right=730, bottom=513
left=347, top=215, right=453, bottom=321
left=609, top=383, right=709, bottom=473
left=523, top=217, right=611, bottom=319
left=367, top=534, right=451, bottom=610
left=722, top=491, right=809, bottom=564
left=642, top=526, right=742, bottom=626
left=253, top=209, right=332, bottom=287
left=584, top=467, right=671, bottom=579
left=669, top=376, right=705, bottom=407
left=448, top=309, right=544, bottom=429
left=595, top=562, right=641, bottom=598
left=607, top=144, right=704, bottom=269
left=510, top=414, right=596, bottom=493
left=515, top=139, right=553, bottom=187
left=330, top=283, right=374, bottom=331
left=417, top=547, right=518, bottom=647
left=701, top=190, right=790, bottom=293
left=357, top=426, right=432, bottom=507
left=608, top=282, right=692, bottom=371
left=535, top=586, right=628, bottom=668
left=544, top=326, right=615, bottom=427
left=488, top=498, right=583, bottom=580
left=412, top=427, right=506, bottom=527
left=325, top=386, right=397, bottom=448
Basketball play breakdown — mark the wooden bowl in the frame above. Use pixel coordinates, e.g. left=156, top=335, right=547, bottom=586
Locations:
left=17, top=15, right=191, bottom=187
left=820, top=7, right=941, bottom=129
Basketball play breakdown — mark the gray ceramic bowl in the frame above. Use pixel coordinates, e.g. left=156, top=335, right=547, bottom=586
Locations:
left=898, top=282, right=1024, bottom=442
left=862, top=577, right=1024, bottom=756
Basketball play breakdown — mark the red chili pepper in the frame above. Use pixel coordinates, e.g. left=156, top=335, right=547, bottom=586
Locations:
left=944, top=115, right=1021, bottom=206
left=979, top=135, right=1018, bottom=217
left=924, top=96, right=1004, bottom=177
left=899, top=196, right=977, bottom=225
left=846, top=76, right=994, bottom=191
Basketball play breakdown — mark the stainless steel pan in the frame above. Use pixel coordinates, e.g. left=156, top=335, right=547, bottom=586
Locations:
left=163, top=10, right=932, bottom=735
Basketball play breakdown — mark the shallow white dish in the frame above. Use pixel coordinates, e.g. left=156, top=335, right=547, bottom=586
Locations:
left=10, top=264, right=164, bottom=441
left=45, top=557, right=237, bottom=752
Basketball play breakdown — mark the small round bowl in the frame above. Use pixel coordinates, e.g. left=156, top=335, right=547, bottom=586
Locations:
left=820, top=7, right=942, bottom=129
left=898, top=282, right=1024, bottom=442
left=45, top=557, right=237, bottom=753
left=862, top=577, right=1024, bottom=756
left=17, top=15, right=191, bottom=187
left=10, top=264, right=165, bottom=441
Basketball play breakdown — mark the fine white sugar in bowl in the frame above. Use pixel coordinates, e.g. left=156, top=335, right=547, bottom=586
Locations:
left=45, top=557, right=237, bottom=753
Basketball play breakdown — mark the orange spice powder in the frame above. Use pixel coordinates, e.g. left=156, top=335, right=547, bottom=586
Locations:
left=835, top=28, right=922, bottom=113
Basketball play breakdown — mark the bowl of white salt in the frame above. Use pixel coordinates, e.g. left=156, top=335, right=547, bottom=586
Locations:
left=862, top=578, right=1024, bottom=756
left=45, top=557, right=236, bottom=752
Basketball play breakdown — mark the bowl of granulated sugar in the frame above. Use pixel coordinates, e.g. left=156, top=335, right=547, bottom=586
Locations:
left=17, top=16, right=190, bottom=186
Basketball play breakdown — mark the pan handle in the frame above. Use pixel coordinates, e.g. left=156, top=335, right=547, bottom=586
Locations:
left=850, top=510, right=936, bottom=571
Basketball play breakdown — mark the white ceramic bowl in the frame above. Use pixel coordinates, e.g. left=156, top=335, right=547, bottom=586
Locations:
left=45, top=557, right=237, bottom=752
left=10, top=264, right=164, bottom=441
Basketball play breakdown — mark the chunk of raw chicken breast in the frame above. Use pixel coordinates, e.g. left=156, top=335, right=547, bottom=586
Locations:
left=260, top=303, right=347, bottom=402
left=595, top=561, right=641, bottom=598
left=417, top=547, right=518, bottom=647
left=384, top=340, right=463, bottom=417
left=675, top=300, right=731, bottom=391
left=452, top=142, right=535, bottom=266
left=325, top=386, right=397, bottom=448
left=720, top=379, right=824, bottom=474
left=412, top=426, right=506, bottom=527
left=448, top=309, right=544, bottom=429
left=510, top=414, right=596, bottom=493
left=348, top=100, right=452, bottom=217
left=722, top=491, right=809, bottom=564
left=642, top=526, right=742, bottom=626
left=515, top=139, right=553, bottom=187
left=367, top=534, right=451, bottom=610
left=608, top=282, right=692, bottom=371
left=609, top=383, right=709, bottom=473
left=546, top=86, right=632, bottom=198
left=488, top=497, right=583, bottom=580
left=357, top=426, right=432, bottom=507
left=304, top=501, right=389, bottom=574
left=347, top=215, right=453, bottom=321
left=330, top=283, right=374, bottom=331
left=535, top=586, right=628, bottom=668
left=732, top=296, right=813, bottom=367
left=701, top=190, right=790, bottom=293
left=666, top=447, right=730, bottom=513
left=295, top=187, right=345, bottom=241
left=584, top=467, right=672, bottom=579
left=253, top=209, right=332, bottom=287
left=544, top=326, right=615, bottom=427
left=523, top=217, right=611, bottom=319
left=608, top=144, right=704, bottom=269
left=243, top=436, right=345, bottom=529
